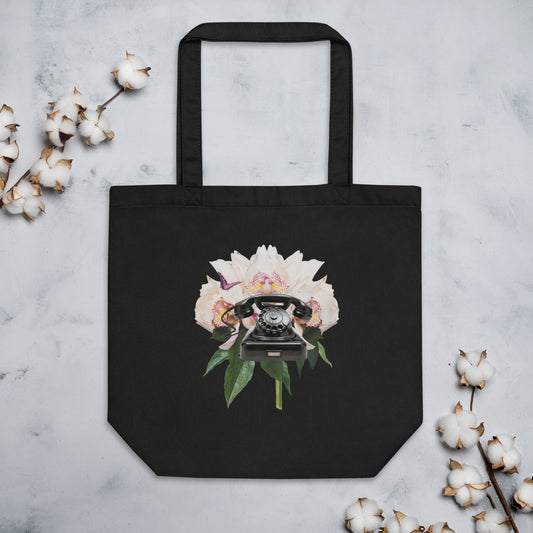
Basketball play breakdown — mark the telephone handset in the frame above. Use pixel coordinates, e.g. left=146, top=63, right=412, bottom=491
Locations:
left=230, top=294, right=312, bottom=361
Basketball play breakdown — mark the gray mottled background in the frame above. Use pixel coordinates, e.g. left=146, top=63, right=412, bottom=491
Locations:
left=1, top=0, right=533, bottom=531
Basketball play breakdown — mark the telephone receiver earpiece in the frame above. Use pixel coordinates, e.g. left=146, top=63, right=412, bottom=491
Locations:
left=233, top=294, right=312, bottom=322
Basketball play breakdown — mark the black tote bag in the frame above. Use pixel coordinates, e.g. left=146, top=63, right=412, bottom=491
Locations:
left=108, top=22, right=422, bottom=478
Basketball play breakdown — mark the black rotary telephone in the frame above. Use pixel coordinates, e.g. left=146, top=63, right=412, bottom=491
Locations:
left=229, top=294, right=312, bottom=361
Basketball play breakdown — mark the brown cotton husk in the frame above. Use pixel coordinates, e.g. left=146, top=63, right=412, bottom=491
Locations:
left=513, top=492, right=527, bottom=511
left=428, top=523, right=454, bottom=533
left=56, top=158, right=72, bottom=169
left=41, top=146, right=55, bottom=161
left=469, top=482, right=491, bottom=491
left=442, top=485, right=458, bottom=497
left=1, top=188, right=14, bottom=205
left=449, top=459, right=463, bottom=470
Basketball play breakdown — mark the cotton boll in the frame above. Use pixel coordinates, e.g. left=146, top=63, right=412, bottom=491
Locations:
left=22, top=195, right=44, bottom=218
left=78, top=109, right=114, bottom=146
left=513, top=477, right=533, bottom=512
left=474, top=510, right=511, bottom=533
left=344, top=498, right=384, bottom=532
left=30, top=147, right=72, bottom=191
left=44, top=111, right=76, bottom=147
left=0, top=104, right=19, bottom=141
left=428, top=522, right=455, bottom=532
left=382, top=510, right=424, bottom=533
left=2, top=180, right=44, bottom=220
left=457, top=349, right=495, bottom=389
left=112, top=52, right=151, bottom=90
left=437, top=403, right=484, bottom=449
left=0, top=140, right=19, bottom=173
left=443, top=460, right=490, bottom=509
left=487, top=434, right=521, bottom=474
left=50, top=87, right=88, bottom=121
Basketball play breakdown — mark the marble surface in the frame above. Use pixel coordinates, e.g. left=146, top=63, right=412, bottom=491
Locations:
left=1, top=0, right=533, bottom=531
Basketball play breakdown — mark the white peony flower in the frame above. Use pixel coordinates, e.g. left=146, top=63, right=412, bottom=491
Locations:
left=44, top=110, right=76, bottom=147
left=487, top=434, right=521, bottom=474
left=0, top=104, right=19, bottom=141
left=78, top=109, right=114, bottom=146
left=457, top=349, right=495, bottom=389
left=344, top=498, right=384, bottom=532
left=442, top=459, right=490, bottom=509
left=513, top=477, right=533, bottom=512
left=428, top=523, right=454, bottom=533
left=111, top=52, right=151, bottom=90
left=381, top=510, right=424, bottom=533
left=194, top=245, right=339, bottom=349
left=2, top=180, right=45, bottom=221
left=49, top=87, right=88, bottom=122
left=437, top=402, right=484, bottom=449
left=30, top=146, right=72, bottom=191
left=473, top=510, right=511, bottom=533
left=0, top=140, right=19, bottom=174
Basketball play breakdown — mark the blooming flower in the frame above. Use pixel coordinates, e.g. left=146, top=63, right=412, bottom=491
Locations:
left=457, top=349, right=495, bottom=389
left=0, top=104, right=19, bottom=141
left=44, top=111, right=76, bottom=147
left=344, top=498, right=384, bottom=532
left=30, top=146, right=72, bottom=191
left=428, top=523, right=454, bottom=533
left=78, top=109, right=114, bottom=146
left=473, top=510, right=511, bottom=533
left=112, top=52, right=151, bottom=90
left=442, top=459, right=490, bottom=509
left=195, top=245, right=339, bottom=349
left=0, top=140, right=19, bottom=174
left=513, top=477, right=533, bottom=512
left=2, top=180, right=45, bottom=221
left=49, top=87, right=88, bottom=122
left=436, top=402, right=484, bottom=449
left=487, top=434, right=521, bottom=474
left=381, top=510, right=424, bottom=533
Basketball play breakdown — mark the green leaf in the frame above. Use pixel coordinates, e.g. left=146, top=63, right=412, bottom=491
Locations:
left=210, top=327, right=232, bottom=343
left=281, top=361, right=291, bottom=395
left=203, top=349, right=229, bottom=376
left=228, top=327, right=247, bottom=367
left=260, top=360, right=284, bottom=381
left=303, top=326, right=322, bottom=345
left=224, top=359, right=255, bottom=407
left=296, top=359, right=306, bottom=377
left=307, top=347, right=319, bottom=369
left=317, top=341, right=333, bottom=368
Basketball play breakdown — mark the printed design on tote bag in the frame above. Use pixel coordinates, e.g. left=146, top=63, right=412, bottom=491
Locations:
left=195, top=245, right=339, bottom=410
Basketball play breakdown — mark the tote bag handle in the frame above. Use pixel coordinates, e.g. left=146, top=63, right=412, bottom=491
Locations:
left=177, top=22, right=353, bottom=187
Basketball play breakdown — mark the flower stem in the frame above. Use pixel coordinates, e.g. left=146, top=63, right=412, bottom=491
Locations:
left=471, top=387, right=519, bottom=533
left=487, top=493, right=497, bottom=509
left=100, top=87, right=124, bottom=109
left=275, top=379, right=282, bottom=410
